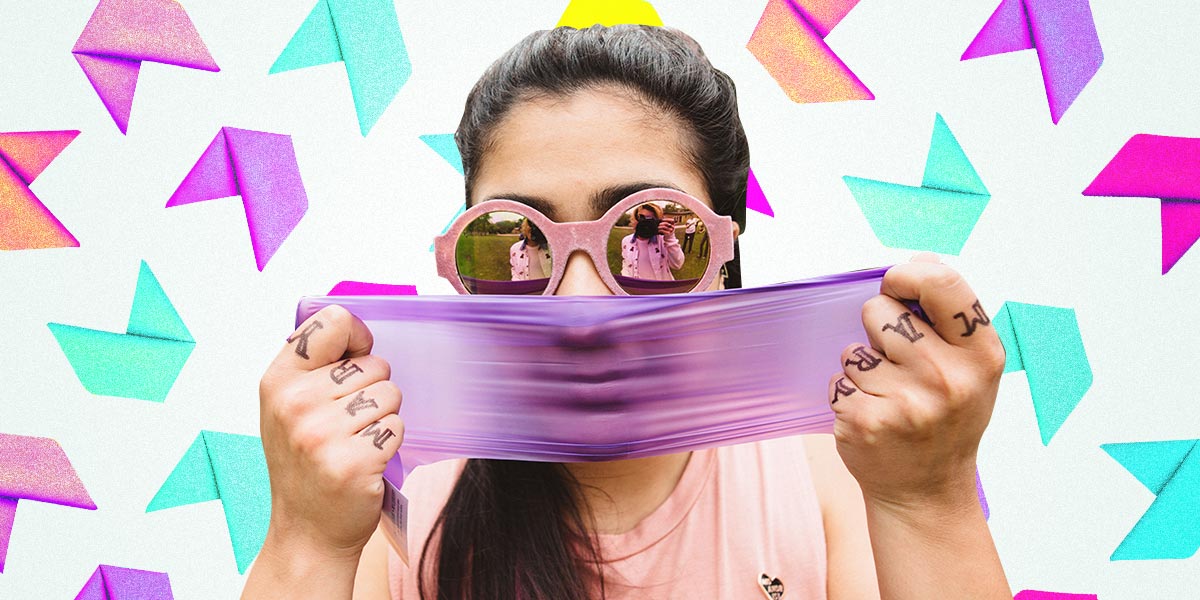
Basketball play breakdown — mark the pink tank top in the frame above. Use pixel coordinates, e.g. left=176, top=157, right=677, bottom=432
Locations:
left=387, top=435, right=828, bottom=599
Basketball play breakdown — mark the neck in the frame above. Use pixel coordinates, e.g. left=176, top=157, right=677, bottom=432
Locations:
left=564, top=451, right=691, bottom=535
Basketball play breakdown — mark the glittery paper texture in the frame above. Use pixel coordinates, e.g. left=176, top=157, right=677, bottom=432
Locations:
left=422, top=133, right=466, bottom=252
left=0, top=434, right=97, bottom=573
left=747, top=167, right=775, bottom=217
left=47, top=260, right=195, bottom=402
left=166, top=127, right=308, bottom=271
left=146, top=431, right=270, bottom=574
left=961, top=0, right=1103, bottom=124
left=0, top=130, right=81, bottom=250
left=1083, top=134, right=1200, bottom=275
left=74, top=565, right=173, bottom=600
left=556, top=0, right=663, bottom=27
left=746, top=0, right=873, bottom=104
left=72, top=0, right=220, bottom=134
left=993, top=302, right=1092, bottom=446
left=1014, top=592, right=1098, bottom=600
left=1101, top=439, right=1200, bottom=560
left=300, top=267, right=890, bottom=488
left=843, top=113, right=991, bottom=254
left=269, top=0, right=411, bottom=136
left=327, top=281, right=418, bottom=295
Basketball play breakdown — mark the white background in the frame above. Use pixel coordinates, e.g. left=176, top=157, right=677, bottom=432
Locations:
left=1, top=0, right=1198, bottom=597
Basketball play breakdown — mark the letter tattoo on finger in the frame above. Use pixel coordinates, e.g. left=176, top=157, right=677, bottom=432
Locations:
left=287, top=321, right=323, bottom=359
left=882, top=312, right=924, bottom=343
left=360, top=421, right=396, bottom=450
left=845, top=346, right=882, bottom=371
left=832, top=377, right=857, bottom=404
left=344, top=390, right=378, bottom=417
left=953, top=300, right=991, bottom=337
left=330, top=359, right=363, bottom=384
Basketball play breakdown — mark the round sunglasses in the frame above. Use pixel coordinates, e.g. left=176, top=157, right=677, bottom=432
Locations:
left=434, top=188, right=735, bottom=295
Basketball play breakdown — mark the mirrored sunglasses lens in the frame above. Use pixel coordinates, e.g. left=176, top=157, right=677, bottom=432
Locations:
left=455, top=211, right=553, bottom=295
left=605, top=199, right=711, bottom=295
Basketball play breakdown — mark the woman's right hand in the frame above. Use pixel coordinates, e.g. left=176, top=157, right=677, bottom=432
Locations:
left=257, top=305, right=405, bottom=561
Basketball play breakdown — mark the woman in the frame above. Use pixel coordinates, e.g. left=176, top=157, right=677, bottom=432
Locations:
left=246, top=25, right=1010, bottom=599
left=511, top=218, right=552, bottom=281
left=620, top=203, right=685, bottom=281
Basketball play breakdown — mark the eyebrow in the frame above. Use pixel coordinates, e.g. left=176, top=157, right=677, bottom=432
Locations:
left=482, top=181, right=684, bottom=221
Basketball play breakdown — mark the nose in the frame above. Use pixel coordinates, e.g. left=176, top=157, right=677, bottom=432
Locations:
left=554, top=250, right=613, bottom=296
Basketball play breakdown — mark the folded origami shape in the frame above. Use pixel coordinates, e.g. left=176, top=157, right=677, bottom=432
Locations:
left=167, top=127, right=308, bottom=271
left=147, top=431, right=270, bottom=574
left=418, top=134, right=464, bottom=176
left=1083, top=134, right=1200, bottom=274
left=844, top=113, right=990, bottom=254
left=328, top=281, right=417, bottom=295
left=0, top=130, right=81, bottom=250
left=747, top=167, right=775, bottom=217
left=993, top=301, right=1092, bottom=445
left=1014, top=592, right=1098, bottom=600
left=72, top=0, right=219, bottom=134
left=75, top=565, right=173, bottom=600
left=556, top=0, right=663, bottom=27
left=1102, top=439, right=1200, bottom=560
left=421, top=133, right=465, bottom=253
left=747, top=0, right=873, bottom=103
left=0, top=433, right=96, bottom=573
left=48, top=261, right=194, bottom=402
left=961, top=0, right=1103, bottom=124
left=270, top=0, right=412, bottom=136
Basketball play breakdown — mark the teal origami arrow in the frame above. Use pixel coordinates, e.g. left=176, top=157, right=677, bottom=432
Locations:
left=147, top=431, right=270, bottom=574
left=993, top=301, right=1092, bottom=445
left=269, top=0, right=411, bottom=136
left=1102, top=439, right=1200, bottom=560
left=48, top=261, right=194, bottom=402
left=422, top=133, right=466, bottom=252
left=843, top=113, right=990, bottom=254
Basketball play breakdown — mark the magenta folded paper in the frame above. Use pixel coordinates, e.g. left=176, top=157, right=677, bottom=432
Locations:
left=73, top=0, right=220, bottom=134
left=1083, top=134, right=1200, bottom=274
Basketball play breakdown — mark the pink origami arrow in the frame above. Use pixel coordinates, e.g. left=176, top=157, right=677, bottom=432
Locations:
left=0, top=131, right=81, bottom=250
left=1014, top=592, right=1097, bottom=600
left=0, top=433, right=96, bottom=572
left=747, top=0, right=873, bottom=103
left=1083, top=134, right=1200, bottom=274
left=73, top=0, right=220, bottom=134
left=167, top=127, right=308, bottom=271
left=961, top=0, right=1103, bottom=124
left=746, top=167, right=775, bottom=217
left=328, top=281, right=418, bottom=295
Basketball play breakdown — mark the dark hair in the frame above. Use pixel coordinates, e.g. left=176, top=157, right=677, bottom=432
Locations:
left=421, top=25, right=750, bottom=600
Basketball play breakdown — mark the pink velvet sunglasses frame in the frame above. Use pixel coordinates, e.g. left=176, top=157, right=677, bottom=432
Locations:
left=434, top=188, right=735, bottom=295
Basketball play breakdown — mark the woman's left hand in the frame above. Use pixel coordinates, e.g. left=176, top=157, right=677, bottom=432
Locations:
left=829, top=253, right=1006, bottom=514
left=658, top=219, right=675, bottom=237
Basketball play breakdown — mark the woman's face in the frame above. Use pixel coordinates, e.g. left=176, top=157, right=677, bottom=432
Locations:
left=470, top=85, right=721, bottom=296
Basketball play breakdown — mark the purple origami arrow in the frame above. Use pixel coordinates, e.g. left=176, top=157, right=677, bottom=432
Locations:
left=75, top=565, right=173, bottom=600
left=167, top=127, right=308, bottom=271
left=0, top=433, right=96, bottom=573
left=72, top=0, right=220, bottom=134
left=961, top=0, right=1103, bottom=124
left=1083, top=134, right=1200, bottom=274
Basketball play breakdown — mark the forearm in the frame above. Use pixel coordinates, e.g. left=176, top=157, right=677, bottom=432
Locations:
left=864, top=491, right=1009, bottom=600
left=242, top=530, right=361, bottom=599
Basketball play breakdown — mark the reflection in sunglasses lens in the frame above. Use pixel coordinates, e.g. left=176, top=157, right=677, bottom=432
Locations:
left=606, top=200, right=710, bottom=295
left=455, top=211, right=553, bottom=295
